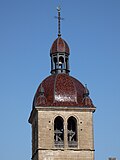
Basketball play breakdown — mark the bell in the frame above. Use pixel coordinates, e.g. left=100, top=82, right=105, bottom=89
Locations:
left=59, top=61, right=62, bottom=65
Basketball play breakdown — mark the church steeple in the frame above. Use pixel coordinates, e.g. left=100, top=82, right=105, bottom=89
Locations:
left=29, top=7, right=96, bottom=160
left=50, top=7, right=70, bottom=75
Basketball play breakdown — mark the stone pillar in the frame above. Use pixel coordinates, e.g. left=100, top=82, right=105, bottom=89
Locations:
left=64, top=118, right=68, bottom=149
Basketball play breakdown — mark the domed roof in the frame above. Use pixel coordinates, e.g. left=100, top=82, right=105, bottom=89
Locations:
left=33, top=73, right=94, bottom=108
left=50, top=37, right=70, bottom=55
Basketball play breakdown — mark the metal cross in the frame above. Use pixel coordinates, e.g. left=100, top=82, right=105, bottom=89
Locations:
left=55, top=6, right=64, bottom=37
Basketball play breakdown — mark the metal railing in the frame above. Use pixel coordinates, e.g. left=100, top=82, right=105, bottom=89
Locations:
left=54, top=141, right=64, bottom=148
left=68, top=141, right=77, bottom=148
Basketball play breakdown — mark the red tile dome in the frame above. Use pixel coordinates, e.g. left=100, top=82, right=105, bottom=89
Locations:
left=50, top=37, right=70, bottom=55
left=33, top=73, right=94, bottom=108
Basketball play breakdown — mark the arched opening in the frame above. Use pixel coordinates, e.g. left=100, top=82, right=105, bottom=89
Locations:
left=54, top=116, right=64, bottom=148
left=53, top=57, right=57, bottom=70
left=59, top=56, right=64, bottom=69
left=65, top=57, right=69, bottom=70
left=67, top=116, right=77, bottom=147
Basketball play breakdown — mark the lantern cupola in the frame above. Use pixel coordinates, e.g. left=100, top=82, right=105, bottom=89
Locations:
left=50, top=6, right=70, bottom=74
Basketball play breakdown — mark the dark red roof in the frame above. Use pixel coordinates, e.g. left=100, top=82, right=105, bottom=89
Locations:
left=50, top=37, right=70, bottom=55
left=33, top=73, right=94, bottom=108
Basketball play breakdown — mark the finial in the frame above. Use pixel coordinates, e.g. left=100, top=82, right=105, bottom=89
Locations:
left=82, top=84, right=92, bottom=107
left=55, top=6, right=64, bottom=37
left=84, top=84, right=89, bottom=97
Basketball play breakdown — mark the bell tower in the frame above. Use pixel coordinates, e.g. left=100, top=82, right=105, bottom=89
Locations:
left=29, top=7, right=96, bottom=160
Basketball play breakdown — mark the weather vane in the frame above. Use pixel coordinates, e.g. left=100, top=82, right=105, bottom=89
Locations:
left=55, top=6, right=64, bottom=37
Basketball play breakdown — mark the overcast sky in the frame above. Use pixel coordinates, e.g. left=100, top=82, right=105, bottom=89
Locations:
left=0, top=0, right=120, bottom=160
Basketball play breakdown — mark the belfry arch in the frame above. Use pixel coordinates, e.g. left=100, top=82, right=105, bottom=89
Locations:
left=54, top=116, right=64, bottom=148
left=67, top=116, right=77, bottom=147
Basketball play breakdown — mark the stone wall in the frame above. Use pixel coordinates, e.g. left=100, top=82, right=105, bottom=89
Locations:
left=30, top=108, right=95, bottom=160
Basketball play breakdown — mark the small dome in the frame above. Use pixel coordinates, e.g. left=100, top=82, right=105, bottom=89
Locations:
left=50, top=37, right=70, bottom=55
left=33, top=73, right=94, bottom=108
